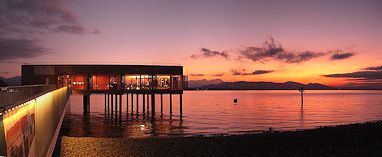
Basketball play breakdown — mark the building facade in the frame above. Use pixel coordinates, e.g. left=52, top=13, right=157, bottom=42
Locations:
left=22, top=64, right=184, bottom=94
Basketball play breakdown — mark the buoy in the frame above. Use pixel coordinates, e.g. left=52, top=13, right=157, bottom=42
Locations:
left=233, top=99, right=238, bottom=104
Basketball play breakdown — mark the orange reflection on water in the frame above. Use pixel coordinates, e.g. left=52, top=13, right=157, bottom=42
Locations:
left=62, top=90, right=382, bottom=138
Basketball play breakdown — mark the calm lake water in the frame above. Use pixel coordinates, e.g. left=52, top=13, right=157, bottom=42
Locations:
left=60, top=90, right=382, bottom=138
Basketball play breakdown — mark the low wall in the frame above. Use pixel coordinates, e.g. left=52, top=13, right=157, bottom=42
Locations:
left=0, top=85, right=56, bottom=108
left=0, top=86, right=70, bottom=157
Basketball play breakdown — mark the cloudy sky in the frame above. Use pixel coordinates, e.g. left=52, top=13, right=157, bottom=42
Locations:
left=0, top=0, right=381, bottom=87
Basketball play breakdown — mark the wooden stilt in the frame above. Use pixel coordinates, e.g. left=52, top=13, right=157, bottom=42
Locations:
left=151, top=94, right=155, bottom=115
left=119, top=94, right=122, bottom=115
left=131, top=93, right=133, bottom=112
left=180, top=94, right=182, bottom=116
left=170, top=94, right=172, bottom=115
left=104, top=93, right=107, bottom=111
left=126, top=92, right=129, bottom=113
left=147, top=94, right=150, bottom=112
left=136, top=93, right=139, bottom=114
left=115, top=93, right=118, bottom=113
left=83, top=94, right=90, bottom=113
left=160, top=94, right=163, bottom=114
left=107, top=93, right=110, bottom=113
left=111, top=94, right=114, bottom=114
left=143, top=94, right=146, bottom=114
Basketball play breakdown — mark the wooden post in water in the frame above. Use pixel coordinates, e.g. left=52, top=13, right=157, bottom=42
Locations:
left=147, top=94, right=150, bottom=112
left=131, top=93, right=134, bottom=113
left=151, top=93, right=155, bottom=115
left=136, top=93, right=139, bottom=114
left=107, top=93, right=110, bottom=113
left=111, top=94, right=114, bottom=114
left=143, top=94, right=146, bottom=114
left=126, top=92, right=129, bottom=113
left=115, top=93, right=118, bottom=113
left=180, top=94, right=182, bottom=116
left=170, top=93, right=172, bottom=115
left=160, top=94, right=163, bottom=114
left=104, top=93, right=107, bottom=111
left=119, top=94, right=122, bottom=115
left=83, top=94, right=90, bottom=113
left=298, top=87, right=305, bottom=108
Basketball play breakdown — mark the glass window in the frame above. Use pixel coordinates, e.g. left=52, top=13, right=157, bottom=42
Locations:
left=124, top=75, right=140, bottom=90
left=72, top=74, right=86, bottom=90
left=109, top=75, right=121, bottom=90
left=140, top=75, right=152, bottom=90
left=92, top=75, right=109, bottom=90
left=156, top=75, right=170, bottom=90
left=170, top=75, right=183, bottom=90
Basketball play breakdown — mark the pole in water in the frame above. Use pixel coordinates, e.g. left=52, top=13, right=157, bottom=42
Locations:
left=298, top=87, right=305, bottom=107
left=131, top=93, right=134, bottom=113
left=107, top=93, right=109, bottom=112
left=126, top=93, right=129, bottom=113
left=179, top=94, right=182, bottom=116
left=104, top=93, right=107, bottom=111
left=143, top=94, right=146, bottom=114
left=119, top=94, right=122, bottom=116
left=233, top=98, right=238, bottom=104
left=146, top=94, right=149, bottom=113
left=136, top=93, right=139, bottom=115
left=111, top=94, right=114, bottom=114
left=160, top=94, right=163, bottom=114
left=170, top=93, right=172, bottom=115
left=115, top=93, right=118, bottom=113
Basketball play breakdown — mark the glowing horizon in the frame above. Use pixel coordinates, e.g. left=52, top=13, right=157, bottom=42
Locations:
left=0, top=0, right=381, bottom=88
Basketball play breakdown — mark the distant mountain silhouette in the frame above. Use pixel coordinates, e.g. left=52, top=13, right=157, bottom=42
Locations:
left=0, top=76, right=21, bottom=86
left=187, top=80, right=334, bottom=90
left=188, top=79, right=224, bottom=88
left=0, top=78, right=7, bottom=87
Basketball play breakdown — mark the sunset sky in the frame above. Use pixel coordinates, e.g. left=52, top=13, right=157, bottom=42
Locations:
left=1, top=0, right=381, bottom=87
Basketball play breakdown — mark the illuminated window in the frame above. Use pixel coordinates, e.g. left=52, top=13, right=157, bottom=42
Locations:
left=72, top=75, right=86, bottom=90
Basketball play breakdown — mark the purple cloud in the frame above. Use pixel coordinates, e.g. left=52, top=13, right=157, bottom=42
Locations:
left=364, top=65, right=382, bottom=71
left=324, top=65, right=382, bottom=81
left=0, top=0, right=97, bottom=35
left=211, top=73, right=225, bottom=77
left=0, top=38, right=50, bottom=62
left=231, top=69, right=274, bottom=75
left=191, top=48, right=229, bottom=59
left=239, top=38, right=326, bottom=63
left=330, top=51, right=355, bottom=60
left=190, top=74, right=205, bottom=76
left=0, top=0, right=99, bottom=62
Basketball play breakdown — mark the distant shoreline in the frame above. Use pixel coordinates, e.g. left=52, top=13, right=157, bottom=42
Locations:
left=60, top=121, right=382, bottom=156
left=187, top=80, right=382, bottom=90
left=184, top=88, right=382, bottom=90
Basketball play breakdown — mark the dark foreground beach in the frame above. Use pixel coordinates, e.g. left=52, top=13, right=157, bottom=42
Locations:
left=60, top=121, right=382, bottom=157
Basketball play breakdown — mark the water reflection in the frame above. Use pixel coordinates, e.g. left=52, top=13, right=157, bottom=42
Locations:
left=61, top=90, right=382, bottom=138
left=62, top=105, right=185, bottom=138
left=299, top=108, right=304, bottom=127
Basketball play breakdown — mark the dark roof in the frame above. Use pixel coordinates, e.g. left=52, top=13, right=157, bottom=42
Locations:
left=22, top=64, right=183, bottom=75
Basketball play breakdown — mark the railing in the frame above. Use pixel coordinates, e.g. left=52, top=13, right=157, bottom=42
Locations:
left=0, top=85, right=70, bottom=157
left=0, top=85, right=56, bottom=108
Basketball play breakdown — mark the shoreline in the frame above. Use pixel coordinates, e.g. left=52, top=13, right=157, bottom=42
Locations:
left=60, top=121, right=382, bottom=156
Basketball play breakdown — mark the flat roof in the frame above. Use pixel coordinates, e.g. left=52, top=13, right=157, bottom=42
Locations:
left=23, top=62, right=181, bottom=66
left=22, top=64, right=183, bottom=75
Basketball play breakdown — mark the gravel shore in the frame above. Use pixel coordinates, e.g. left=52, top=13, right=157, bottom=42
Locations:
left=60, top=121, right=382, bottom=157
